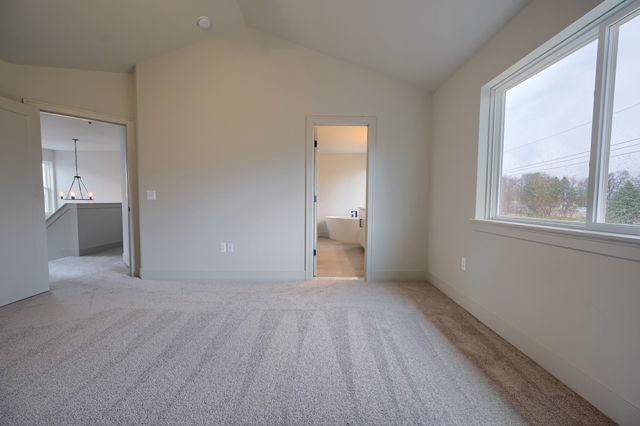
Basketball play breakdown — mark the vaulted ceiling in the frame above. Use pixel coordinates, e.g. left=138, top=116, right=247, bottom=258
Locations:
left=0, top=0, right=528, bottom=89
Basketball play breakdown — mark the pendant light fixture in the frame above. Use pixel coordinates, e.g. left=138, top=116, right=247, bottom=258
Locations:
left=59, top=138, right=93, bottom=201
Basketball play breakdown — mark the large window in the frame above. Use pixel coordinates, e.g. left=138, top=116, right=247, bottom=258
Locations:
left=480, top=0, right=640, bottom=236
left=42, top=161, right=54, bottom=216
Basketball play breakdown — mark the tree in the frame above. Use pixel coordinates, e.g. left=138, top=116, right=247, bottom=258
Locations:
left=607, top=170, right=633, bottom=201
left=607, top=180, right=640, bottom=224
left=519, top=173, right=562, bottom=217
left=559, top=176, right=578, bottom=217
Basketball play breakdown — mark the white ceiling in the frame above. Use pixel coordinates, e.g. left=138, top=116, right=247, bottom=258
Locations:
left=0, top=0, right=528, bottom=89
left=238, top=0, right=528, bottom=88
left=40, top=113, right=123, bottom=152
left=316, top=126, right=367, bottom=154
left=0, top=0, right=244, bottom=72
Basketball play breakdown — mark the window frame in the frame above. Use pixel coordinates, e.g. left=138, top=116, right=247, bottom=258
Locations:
left=478, top=0, right=640, bottom=238
left=42, top=160, right=55, bottom=216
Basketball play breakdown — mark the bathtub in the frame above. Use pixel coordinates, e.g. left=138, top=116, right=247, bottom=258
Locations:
left=325, top=216, right=360, bottom=244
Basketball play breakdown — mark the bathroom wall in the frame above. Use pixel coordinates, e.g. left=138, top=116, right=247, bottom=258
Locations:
left=317, top=153, right=367, bottom=237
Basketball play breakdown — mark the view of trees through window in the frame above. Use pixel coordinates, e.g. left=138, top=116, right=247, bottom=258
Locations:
left=498, top=11, right=640, bottom=225
left=604, top=11, right=640, bottom=225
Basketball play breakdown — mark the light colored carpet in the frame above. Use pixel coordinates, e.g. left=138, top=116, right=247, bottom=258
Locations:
left=316, top=237, right=364, bottom=278
left=0, top=252, right=610, bottom=425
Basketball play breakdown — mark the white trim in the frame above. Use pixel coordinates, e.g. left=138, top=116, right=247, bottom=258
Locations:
left=477, top=0, right=640, bottom=238
left=426, top=271, right=640, bottom=425
left=472, top=219, right=640, bottom=262
left=305, top=116, right=376, bottom=280
left=22, top=98, right=139, bottom=277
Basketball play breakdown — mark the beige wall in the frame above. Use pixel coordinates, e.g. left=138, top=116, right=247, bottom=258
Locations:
left=54, top=150, right=123, bottom=206
left=0, top=58, right=138, bottom=273
left=0, top=59, right=134, bottom=119
left=427, top=0, right=639, bottom=423
left=317, top=153, right=367, bottom=237
left=136, top=28, right=430, bottom=280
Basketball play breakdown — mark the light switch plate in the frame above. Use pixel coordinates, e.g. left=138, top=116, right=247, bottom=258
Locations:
left=146, top=190, right=156, bottom=201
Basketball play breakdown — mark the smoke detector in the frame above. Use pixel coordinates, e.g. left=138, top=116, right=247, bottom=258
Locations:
left=196, top=16, right=211, bottom=30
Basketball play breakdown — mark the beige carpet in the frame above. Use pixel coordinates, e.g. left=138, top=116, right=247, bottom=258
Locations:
left=316, top=237, right=364, bottom=278
left=0, top=251, right=610, bottom=424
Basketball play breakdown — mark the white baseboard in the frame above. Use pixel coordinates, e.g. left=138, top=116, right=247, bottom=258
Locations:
left=79, top=241, right=123, bottom=256
left=370, top=269, right=426, bottom=281
left=426, top=272, right=640, bottom=425
left=139, top=269, right=306, bottom=281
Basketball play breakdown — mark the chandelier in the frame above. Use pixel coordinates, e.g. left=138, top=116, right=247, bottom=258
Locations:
left=59, top=138, right=93, bottom=201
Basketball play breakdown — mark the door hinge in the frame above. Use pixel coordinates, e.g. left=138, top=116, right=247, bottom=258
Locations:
left=314, top=140, right=318, bottom=148
left=314, top=195, right=317, bottom=202
left=313, top=249, right=317, bottom=256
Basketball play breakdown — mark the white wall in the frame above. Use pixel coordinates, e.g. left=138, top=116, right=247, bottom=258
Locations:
left=0, top=59, right=134, bottom=118
left=136, top=28, right=430, bottom=280
left=54, top=150, right=122, bottom=206
left=0, top=58, right=139, bottom=274
left=317, top=153, right=366, bottom=237
left=427, top=0, right=639, bottom=423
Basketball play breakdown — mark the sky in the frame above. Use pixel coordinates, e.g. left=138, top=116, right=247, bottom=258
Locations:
left=501, top=12, right=640, bottom=183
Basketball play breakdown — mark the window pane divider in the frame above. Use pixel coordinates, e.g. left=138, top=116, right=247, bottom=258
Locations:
left=479, top=0, right=640, bottom=239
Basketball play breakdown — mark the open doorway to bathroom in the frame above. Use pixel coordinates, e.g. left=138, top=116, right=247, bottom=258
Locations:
left=313, top=125, right=368, bottom=278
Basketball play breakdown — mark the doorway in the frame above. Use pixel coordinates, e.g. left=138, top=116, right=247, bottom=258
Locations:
left=39, top=111, right=132, bottom=275
left=306, top=117, right=376, bottom=280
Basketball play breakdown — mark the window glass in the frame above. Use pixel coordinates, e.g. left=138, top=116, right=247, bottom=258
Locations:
left=42, top=161, right=54, bottom=216
left=605, top=12, right=640, bottom=225
left=499, top=40, right=598, bottom=221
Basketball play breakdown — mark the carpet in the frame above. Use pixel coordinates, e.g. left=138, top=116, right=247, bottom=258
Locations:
left=0, top=251, right=611, bottom=424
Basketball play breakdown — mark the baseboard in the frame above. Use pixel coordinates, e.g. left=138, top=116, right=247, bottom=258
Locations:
left=79, top=241, right=123, bottom=256
left=426, top=272, right=640, bottom=425
left=370, top=269, right=426, bottom=281
left=139, top=269, right=306, bottom=281
left=317, top=231, right=329, bottom=238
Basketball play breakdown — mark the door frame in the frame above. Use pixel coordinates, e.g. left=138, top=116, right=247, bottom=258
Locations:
left=23, top=98, right=139, bottom=277
left=305, top=116, right=376, bottom=280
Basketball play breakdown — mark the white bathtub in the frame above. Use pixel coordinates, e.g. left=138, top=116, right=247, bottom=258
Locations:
left=325, top=216, right=360, bottom=244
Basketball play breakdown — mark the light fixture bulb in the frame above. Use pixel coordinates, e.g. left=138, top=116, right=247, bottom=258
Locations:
left=59, top=191, right=64, bottom=199
left=196, top=16, right=211, bottom=30
left=88, top=192, right=94, bottom=200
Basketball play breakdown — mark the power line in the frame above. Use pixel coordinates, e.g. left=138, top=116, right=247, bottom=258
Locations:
left=504, top=100, right=640, bottom=153
left=507, top=147, right=640, bottom=175
left=504, top=136, right=640, bottom=174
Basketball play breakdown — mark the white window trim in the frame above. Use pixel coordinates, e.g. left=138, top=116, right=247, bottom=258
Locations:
left=42, top=160, right=55, bottom=216
left=477, top=0, right=640, bottom=248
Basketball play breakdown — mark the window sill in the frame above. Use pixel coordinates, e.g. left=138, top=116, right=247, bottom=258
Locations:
left=471, top=219, right=640, bottom=262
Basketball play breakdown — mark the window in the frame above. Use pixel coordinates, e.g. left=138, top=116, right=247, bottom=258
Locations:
left=480, top=0, right=640, bottom=236
left=42, top=161, right=54, bottom=216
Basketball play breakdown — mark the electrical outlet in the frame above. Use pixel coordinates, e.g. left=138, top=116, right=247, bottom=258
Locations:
left=461, top=257, right=467, bottom=271
left=227, top=242, right=234, bottom=253
left=220, top=242, right=227, bottom=253
left=146, top=190, right=156, bottom=201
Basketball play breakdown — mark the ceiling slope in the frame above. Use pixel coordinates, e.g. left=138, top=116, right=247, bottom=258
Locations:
left=0, top=0, right=528, bottom=89
left=0, top=0, right=245, bottom=72
left=238, top=0, right=528, bottom=88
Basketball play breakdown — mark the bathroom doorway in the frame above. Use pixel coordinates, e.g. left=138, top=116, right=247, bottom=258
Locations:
left=306, top=117, right=375, bottom=279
